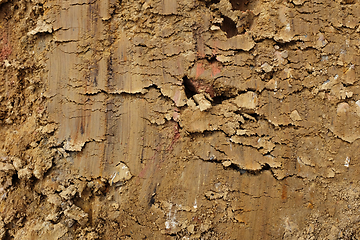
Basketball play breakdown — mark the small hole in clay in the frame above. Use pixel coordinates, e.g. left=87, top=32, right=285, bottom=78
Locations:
left=183, top=76, right=198, bottom=99
left=220, top=16, right=238, bottom=38
left=262, top=163, right=271, bottom=171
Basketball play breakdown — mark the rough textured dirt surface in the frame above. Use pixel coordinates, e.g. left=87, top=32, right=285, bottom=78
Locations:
left=1, top=0, right=360, bottom=239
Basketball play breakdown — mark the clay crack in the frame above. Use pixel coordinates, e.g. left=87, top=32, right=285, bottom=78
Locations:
left=54, top=39, right=79, bottom=44
left=68, top=0, right=97, bottom=7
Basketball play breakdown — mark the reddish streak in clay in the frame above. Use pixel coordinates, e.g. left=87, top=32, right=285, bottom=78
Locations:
left=195, top=62, right=205, bottom=79
left=211, top=62, right=221, bottom=77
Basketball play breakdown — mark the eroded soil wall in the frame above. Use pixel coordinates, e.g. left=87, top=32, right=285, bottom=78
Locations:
left=1, top=0, right=360, bottom=239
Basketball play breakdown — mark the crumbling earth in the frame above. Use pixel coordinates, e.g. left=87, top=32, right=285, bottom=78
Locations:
left=1, top=0, right=360, bottom=239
